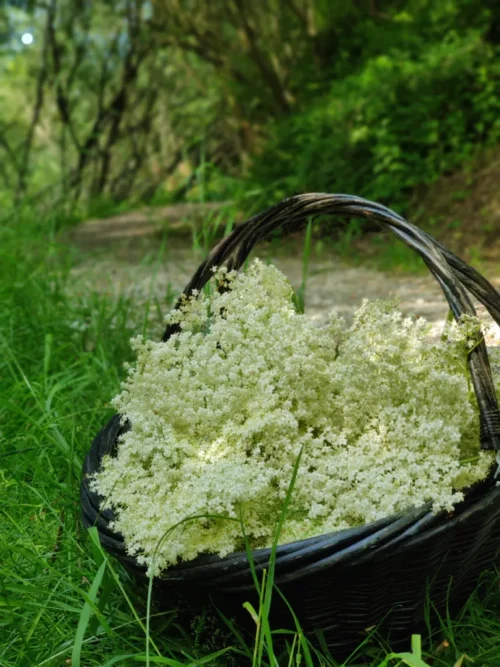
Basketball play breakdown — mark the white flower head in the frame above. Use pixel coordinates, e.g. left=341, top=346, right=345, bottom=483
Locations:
left=92, top=259, right=494, bottom=575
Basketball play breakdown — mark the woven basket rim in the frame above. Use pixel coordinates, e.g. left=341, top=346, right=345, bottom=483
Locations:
left=81, top=415, right=500, bottom=582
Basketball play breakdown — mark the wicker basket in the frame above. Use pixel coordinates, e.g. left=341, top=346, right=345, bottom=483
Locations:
left=81, top=194, right=500, bottom=656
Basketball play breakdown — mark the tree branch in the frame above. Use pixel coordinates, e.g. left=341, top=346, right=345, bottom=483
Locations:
left=232, top=0, right=292, bottom=114
left=15, top=0, right=55, bottom=198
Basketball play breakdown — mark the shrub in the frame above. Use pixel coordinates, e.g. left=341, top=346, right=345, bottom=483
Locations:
left=252, top=34, right=500, bottom=211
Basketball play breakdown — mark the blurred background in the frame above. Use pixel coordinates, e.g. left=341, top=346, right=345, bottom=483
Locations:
left=1, top=0, right=500, bottom=259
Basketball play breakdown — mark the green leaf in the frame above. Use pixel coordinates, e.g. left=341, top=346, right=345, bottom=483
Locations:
left=393, top=651, right=431, bottom=667
left=72, top=560, right=107, bottom=667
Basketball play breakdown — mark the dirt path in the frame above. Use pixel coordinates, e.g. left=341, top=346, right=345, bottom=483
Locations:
left=67, top=206, right=500, bottom=345
left=69, top=201, right=228, bottom=248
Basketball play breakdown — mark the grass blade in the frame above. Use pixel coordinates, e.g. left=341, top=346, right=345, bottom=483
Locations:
left=72, top=560, right=107, bottom=667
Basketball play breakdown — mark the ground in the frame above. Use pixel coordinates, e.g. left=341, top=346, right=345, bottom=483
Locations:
left=409, top=146, right=500, bottom=263
left=67, top=196, right=500, bottom=346
left=4, top=176, right=499, bottom=667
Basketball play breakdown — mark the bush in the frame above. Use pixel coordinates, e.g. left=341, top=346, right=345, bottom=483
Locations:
left=252, top=33, right=500, bottom=210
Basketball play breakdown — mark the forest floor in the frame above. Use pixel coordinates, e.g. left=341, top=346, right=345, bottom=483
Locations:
left=408, top=146, right=500, bottom=263
left=67, top=195, right=500, bottom=346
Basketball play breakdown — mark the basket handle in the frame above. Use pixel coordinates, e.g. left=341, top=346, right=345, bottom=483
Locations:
left=161, top=193, right=500, bottom=451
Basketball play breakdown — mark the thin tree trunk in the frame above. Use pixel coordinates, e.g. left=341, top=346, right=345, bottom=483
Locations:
left=233, top=0, right=292, bottom=114
left=16, top=0, right=55, bottom=200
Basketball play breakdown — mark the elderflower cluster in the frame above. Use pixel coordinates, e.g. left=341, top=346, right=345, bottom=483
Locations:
left=92, top=260, right=494, bottom=575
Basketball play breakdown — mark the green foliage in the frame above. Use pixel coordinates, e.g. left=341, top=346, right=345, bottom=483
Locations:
left=2, top=0, right=500, bottom=218
left=251, top=33, right=500, bottom=210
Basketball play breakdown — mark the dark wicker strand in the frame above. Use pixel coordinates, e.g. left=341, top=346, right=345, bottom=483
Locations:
left=480, top=410, right=500, bottom=446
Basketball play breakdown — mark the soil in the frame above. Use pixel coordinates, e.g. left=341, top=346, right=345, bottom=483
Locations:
left=67, top=222, right=500, bottom=347
left=66, top=155, right=500, bottom=345
left=408, top=145, right=500, bottom=262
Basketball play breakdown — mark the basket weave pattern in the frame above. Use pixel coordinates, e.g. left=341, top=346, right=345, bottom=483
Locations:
left=81, top=194, right=500, bottom=654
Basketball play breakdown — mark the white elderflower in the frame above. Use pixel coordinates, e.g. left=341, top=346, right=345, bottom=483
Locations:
left=91, top=260, right=495, bottom=575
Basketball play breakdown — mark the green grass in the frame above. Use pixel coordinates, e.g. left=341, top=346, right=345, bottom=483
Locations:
left=1, top=209, right=500, bottom=666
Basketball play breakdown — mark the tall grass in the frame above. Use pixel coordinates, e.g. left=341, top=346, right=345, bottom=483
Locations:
left=1, top=209, right=500, bottom=666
